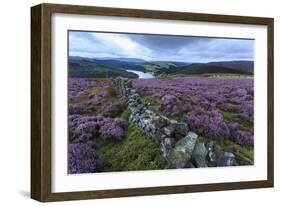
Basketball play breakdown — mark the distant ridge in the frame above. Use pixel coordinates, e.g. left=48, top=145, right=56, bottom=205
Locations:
left=68, top=56, right=193, bottom=73
left=113, top=57, right=145, bottom=63
left=69, top=56, right=192, bottom=66
left=171, top=64, right=251, bottom=75
left=68, top=56, right=254, bottom=77
left=204, top=60, right=254, bottom=74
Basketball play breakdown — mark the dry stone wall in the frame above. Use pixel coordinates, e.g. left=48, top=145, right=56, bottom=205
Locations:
left=113, top=77, right=236, bottom=168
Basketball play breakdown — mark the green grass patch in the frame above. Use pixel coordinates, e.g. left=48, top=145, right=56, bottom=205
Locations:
left=240, top=119, right=254, bottom=129
left=217, top=139, right=254, bottom=165
left=70, top=94, right=89, bottom=104
left=120, top=110, right=131, bottom=121
left=165, top=114, right=183, bottom=122
left=190, top=95, right=197, bottom=102
left=96, top=124, right=171, bottom=172
left=106, top=86, right=118, bottom=98
left=141, top=95, right=161, bottom=112
left=90, top=86, right=117, bottom=97
left=218, top=109, right=253, bottom=129
left=91, top=78, right=111, bottom=83
left=90, top=87, right=100, bottom=94
left=218, top=109, right=237, bottom=122
left=199, top=73, right=253, bottom=78
left=142, top=95, right=161, bottom=110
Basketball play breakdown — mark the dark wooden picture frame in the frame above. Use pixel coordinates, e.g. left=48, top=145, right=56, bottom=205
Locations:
left=31, top=3, right=274, bottom=202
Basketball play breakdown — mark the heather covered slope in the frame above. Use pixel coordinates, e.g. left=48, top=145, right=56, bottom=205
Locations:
left=68, top=76, right=254, bottom=174
left=68, top=78, right=171, bottom=173
left=132, top=77, right=254, bottom=145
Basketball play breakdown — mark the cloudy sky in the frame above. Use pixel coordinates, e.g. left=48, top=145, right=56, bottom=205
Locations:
left=69, top=31, right=254, bottom=63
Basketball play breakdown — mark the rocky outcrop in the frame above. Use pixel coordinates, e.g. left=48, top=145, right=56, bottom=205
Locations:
left=169, top=132, right=198, bottom=168
left=192, top=141, right=208, bottom=167
left=113, top=77, right=236, bottom=168
left=216, top=152, right=235, bottom=166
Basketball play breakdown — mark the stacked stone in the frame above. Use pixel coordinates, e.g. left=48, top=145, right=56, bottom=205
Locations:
left=113, top=77, right=236, bottom=168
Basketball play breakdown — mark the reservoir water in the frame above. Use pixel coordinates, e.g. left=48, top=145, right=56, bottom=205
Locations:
left=126, top=70, right=155, bottom=79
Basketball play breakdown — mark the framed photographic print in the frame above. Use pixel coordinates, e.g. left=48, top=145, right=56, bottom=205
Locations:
left=31, top=3, right=274, bottom=202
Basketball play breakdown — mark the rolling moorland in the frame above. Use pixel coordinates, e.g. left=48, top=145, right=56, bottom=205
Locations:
left=69, top=56, right=253, bottom=78
left=68, top=56, right=254, bottom=173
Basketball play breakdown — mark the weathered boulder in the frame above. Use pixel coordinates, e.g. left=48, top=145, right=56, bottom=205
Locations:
left=172, top=122, right=189, bottom=139
left=164, top=138, right=175, bottom=149
left=169, top=132, right=198, bottom=168
left=192, top=141, right=208, bottom=167
left=141, top=118, right=153, bottom=133
left=130, top=102, right=146, bottom=114
left=204, top=141, right=215, bottom=163
left=163, top=125, right=174, bottom=137
left=162, top=121, right=188, bottom=140
left=185, top=161, right=196, bottom=168
left=129, top=89, right=137, bottom=94
left=160, top=138, right=175, bottom=159
left=152, top=130, right=164, bottom=145
left=216, top=152, right=235, bottom=166
left=152, top=116, right=169, bottom=128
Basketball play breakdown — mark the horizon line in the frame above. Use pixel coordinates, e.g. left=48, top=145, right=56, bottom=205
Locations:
left=69, top=55, right=254, bottom=63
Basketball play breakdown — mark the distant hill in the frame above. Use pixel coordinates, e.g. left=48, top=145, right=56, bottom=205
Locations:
left=69, top=56, right=193, bottom=73
left=113, top=57, right=145, bottom=63
left=68, top=56, right=253, bottom=78
left=138, top=62, right=177, bottom=73
left=204, top=61, right=254, bottom=74
left=169, top=64, right=252, bottom=76
left=169, top=61, right=193, bottom=67
left=69, top=58, right=138, bottom=78
left=163, top=60, right=254, bottom=76
left=69, top=56, right=147, bottom=72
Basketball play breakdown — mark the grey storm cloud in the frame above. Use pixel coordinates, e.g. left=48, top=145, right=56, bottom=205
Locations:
left=128, top=35, right=211, bottom=51
left=69, top=31, right=254, bottom=62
